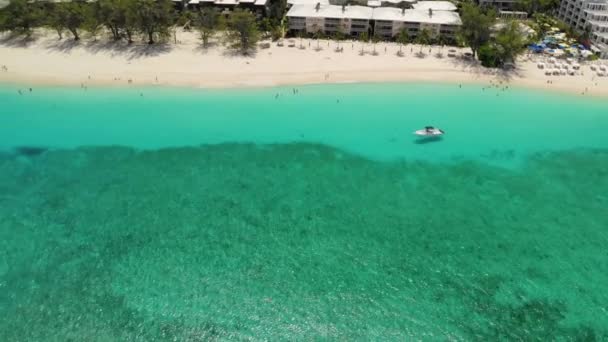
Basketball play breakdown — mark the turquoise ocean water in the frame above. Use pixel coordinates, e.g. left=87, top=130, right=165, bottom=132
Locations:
left=1, top=83, right=607, bottom=340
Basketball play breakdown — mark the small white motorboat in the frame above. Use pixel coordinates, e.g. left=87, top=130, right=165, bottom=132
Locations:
left=414, top=126, right=444, bottom=136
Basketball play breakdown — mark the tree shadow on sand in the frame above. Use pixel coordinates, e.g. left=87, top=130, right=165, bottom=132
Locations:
left=448, top=56, right=523, bottom=83
left=220, top=47, right=258, bottom=58
left=193, top=41, right=221, bottom=55
left=0, top=33, right=40, bottom=48
left=40, top=38, right=173, bottom=60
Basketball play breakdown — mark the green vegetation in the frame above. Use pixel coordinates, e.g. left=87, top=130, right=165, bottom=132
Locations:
left=55, top=2, right=87, bottom=41
left=332, top=30, right=345, bottom=51
left=194, top=8, right=221, bottom=48
left=516, top=0, right=559, bottom=15
left=371, top=32, right=381, bottom=55
left=268, top=0, right=287, bottom=27
left=224, top=9, right=259, bottom=55
left=358, top=32, right=369, bottom=54
left=1, top=0, right=42, bottom=37
left=313, top=29, right=324, bottom=50
left=478, top=21, right=527, bottom=68
left=415, top=28, right=431, bottom=52
left=397, top=28, right=409, bottom=53
left=134, top=0, right=173, bottom=44
left=84, top=2, right=104, bottom=41
left=459, top=3, right=496, bottom=58
left=0, top=0, right=177, bottom=44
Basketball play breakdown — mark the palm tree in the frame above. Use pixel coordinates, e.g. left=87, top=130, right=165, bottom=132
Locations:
left=313, top=29, right=324, bottom=50
left=371, top=32, right=381, bottom=55
left=298, top=30, right=305, bottom=49
left=397, top=28, right=409, bottom=55
left=333, top=30, right=345, bottom=51
left=416, top=28, right=431, bottom=53
left=359, top=31, right=369, bottom=54
left=580, top=24, right=592, bottom=47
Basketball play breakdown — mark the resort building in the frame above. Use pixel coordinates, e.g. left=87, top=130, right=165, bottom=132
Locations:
left=477, top=0, right=518, bottom=11
left=286, top=1, right=461, bottom=39
left=557, top=0, right=608, bottom=57
left=373, top=7, right=461, bottom=39
left=411, top=0, right=457, bottom=11
left=286, top=4, right=374, bottom=36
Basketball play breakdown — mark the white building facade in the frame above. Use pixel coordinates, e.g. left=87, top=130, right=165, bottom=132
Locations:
left=286, top=4, right=374, bottom=36
left=557, top=0, right=608, bottom=57
left=373, top=6, right=461, bottom=40
left=286, top=1, right=461, bottom=40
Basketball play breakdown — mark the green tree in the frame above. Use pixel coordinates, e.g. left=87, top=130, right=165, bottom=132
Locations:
left=516, top=0, right=559, bottom=14
left=313, top=28, right=324, bottom=50
left=95, top=0, right=138, bottom=43
left=84, top=2, right=104, bottom=41
left=371, top=32, right=381, bottom=54
left=53, top=2, right=87, bottom=41
left=268, top=0, right=287, bottom=27
left=415, top=28, right=431, bottom=52
left=297, top=30, right=305, bottom=48
left=123, top=0, right=139, bottom=44
left=493, top=20, right=526, bottom=65
left=258, top=17, right=273, bottom=35
left=3, top=0, right=42, bottom=37
left=135, top=0, right=173, bottom=44
left=0, top=10, right=7, bottom=33
left=478, top=44, right=499, bottom=67
left=397, top=28, right=409, bottom=53
left=459, top=3, right=495, bottom=58
left=358, top=31, right=368, bottom=54
left=195, top=8, right=221, bottom=48
left=580, top=24, right=592, bottom=46
left=225, top=9, right=259, bottom=55
left=333, top=29, right=345, bottom=51
left=46, top=6, right=66, bottom=39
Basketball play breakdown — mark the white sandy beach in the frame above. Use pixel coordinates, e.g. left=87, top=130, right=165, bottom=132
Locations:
left=1, top=29, right=607, bottom=96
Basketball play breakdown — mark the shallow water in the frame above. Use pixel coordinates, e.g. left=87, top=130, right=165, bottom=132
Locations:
left=1, top=83, right=608, bottom=340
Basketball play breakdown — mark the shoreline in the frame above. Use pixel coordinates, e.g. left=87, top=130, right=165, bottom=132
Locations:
left=1, top=30, right=607, bottom=96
